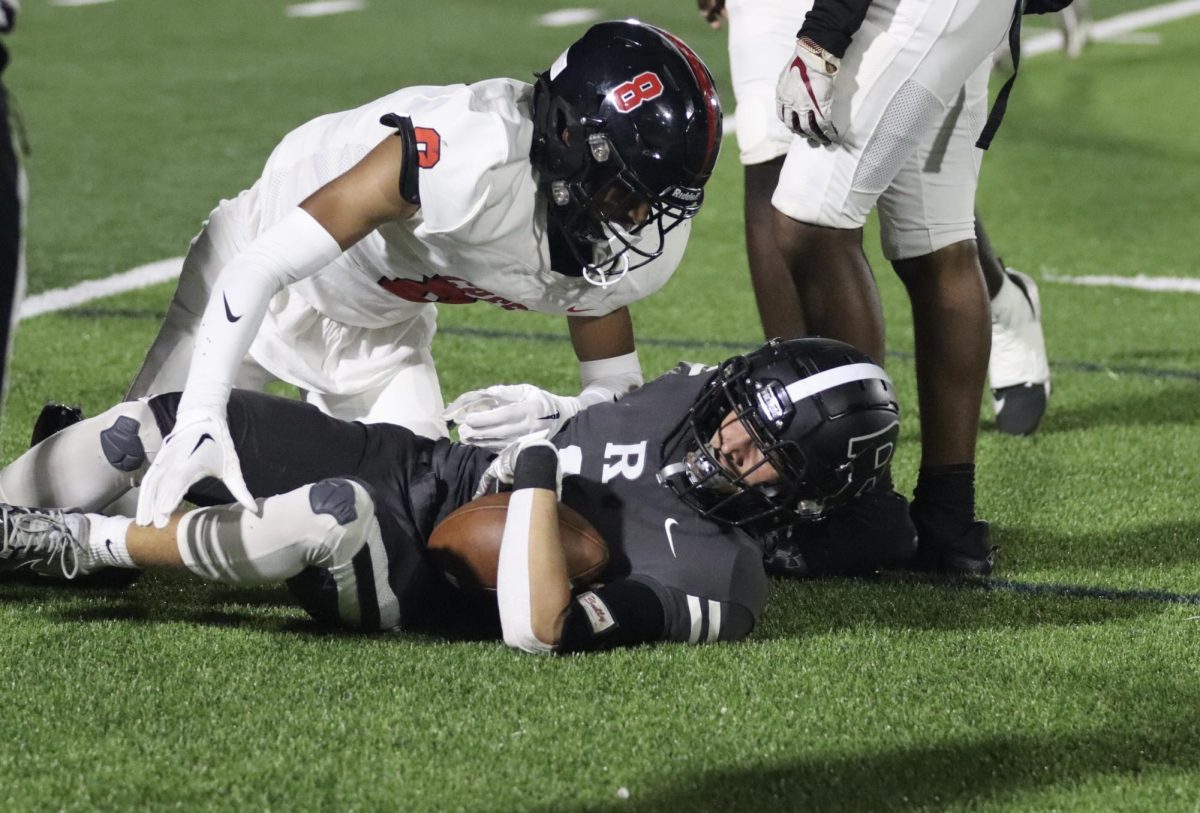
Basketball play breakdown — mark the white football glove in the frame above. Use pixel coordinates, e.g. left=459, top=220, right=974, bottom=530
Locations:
left=776, top=37, right=842, bottom=146
left=136, top=409, right=256, bottom=528
left=443, top=384, right=581, bottom=452
left=474, top=437, right=563, bottom=500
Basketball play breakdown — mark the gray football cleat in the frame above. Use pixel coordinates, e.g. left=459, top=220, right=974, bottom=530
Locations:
left=989, top=268, right=1051, bottom=436
left=0, top=504, right=94, bottom=579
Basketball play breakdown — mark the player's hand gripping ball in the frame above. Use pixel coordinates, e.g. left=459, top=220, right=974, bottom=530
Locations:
left=428, top=492, right=608, bottom=591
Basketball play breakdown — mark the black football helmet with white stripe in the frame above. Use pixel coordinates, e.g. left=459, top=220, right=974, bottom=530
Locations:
left=659, top=338, right=901, bottom=532
left=530, top=20, right=722, bottom=286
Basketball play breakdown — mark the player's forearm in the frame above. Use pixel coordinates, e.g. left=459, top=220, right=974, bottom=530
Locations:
left=497, top=447, right=571, bottom=653
left=576, top=350, right=643, bottom=409
left=177, top=208, right=341, bottom=415
left=798, top=0, right=872, bottom=58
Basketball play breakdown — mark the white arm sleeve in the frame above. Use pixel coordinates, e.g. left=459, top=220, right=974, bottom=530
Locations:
left=496, top=488, right=557, bottom=655
left=575, top=350, right=643, bottom=410
left=176, top=208, right=342, bottom=415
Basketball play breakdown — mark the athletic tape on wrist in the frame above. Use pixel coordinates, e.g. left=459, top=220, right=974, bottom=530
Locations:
left=512, top=444, right=559, bottom=492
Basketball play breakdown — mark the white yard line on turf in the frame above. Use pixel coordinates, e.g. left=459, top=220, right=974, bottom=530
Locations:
left=18, top=257, right=184, bottom=322
left=1023, top=0, right=1200, bottom=55
left=22, top=1, right=1200, bottom=320
left=285, top=0, right=364, bottom=18
left=1043, top=273, right=1200, bottom=294
left=536, top=9, right=601, bottom=27
left=50, top=0, right=116, bottom=6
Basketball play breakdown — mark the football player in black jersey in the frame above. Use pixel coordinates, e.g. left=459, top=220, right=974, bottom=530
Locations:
left=0, top=338, right=915, bottom=653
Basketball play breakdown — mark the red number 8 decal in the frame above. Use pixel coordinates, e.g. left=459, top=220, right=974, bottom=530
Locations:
left=613, top=71, right=665, bottom=113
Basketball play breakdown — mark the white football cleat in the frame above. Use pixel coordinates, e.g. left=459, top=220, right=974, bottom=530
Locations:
left=989, top=268, right=1051, bottom=436
left=0, top=504, right=95, bottom=579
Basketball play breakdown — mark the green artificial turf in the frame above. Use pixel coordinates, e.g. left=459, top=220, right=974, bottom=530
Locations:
left=2, top=2, right=1198, bottom=810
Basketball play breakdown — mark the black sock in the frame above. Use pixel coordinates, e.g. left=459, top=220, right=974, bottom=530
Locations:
left=912, top=464, right=975, bottom=537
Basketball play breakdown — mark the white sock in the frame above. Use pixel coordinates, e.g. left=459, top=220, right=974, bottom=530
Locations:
left=86, top=514, right=137, bottom=569
left=989, top=271, right=1029, bottom=328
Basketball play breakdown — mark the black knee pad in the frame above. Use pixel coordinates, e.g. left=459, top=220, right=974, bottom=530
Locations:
left=100, top=415, right=147, bottom=472
left=308, top=478, right=371, bottom=526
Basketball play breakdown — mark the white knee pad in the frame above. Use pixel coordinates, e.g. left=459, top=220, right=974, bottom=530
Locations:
left=0, top=399, right=162, bottom=510
left=176, top=478, right=378, bottom=584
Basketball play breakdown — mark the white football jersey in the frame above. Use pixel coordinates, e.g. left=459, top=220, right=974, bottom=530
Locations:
left=252, top=78, right=686, bottom=328
left=232, top=78, right=688, bottom=394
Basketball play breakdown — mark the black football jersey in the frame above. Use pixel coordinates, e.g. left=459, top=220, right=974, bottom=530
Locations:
left=549, top=363, right=769, bottom=650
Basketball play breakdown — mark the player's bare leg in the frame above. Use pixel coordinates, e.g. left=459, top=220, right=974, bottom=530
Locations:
left=744, top=158, right=805, bottom=340
left=892, top=240, right=994, bottom=575
left=771, top=214, right=886, bottom=363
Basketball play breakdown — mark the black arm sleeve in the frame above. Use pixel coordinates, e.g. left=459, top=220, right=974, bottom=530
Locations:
left=378, top=113, right=421, bottom=206
left=557, top=579, right=666, bottom=653
left=556, top=577, right=757, bottom=653
left=797, top=0, right=873, bottom=58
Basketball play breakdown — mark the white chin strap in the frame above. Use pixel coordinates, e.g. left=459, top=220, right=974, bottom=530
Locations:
left=582, top=249, right=631, bottom=287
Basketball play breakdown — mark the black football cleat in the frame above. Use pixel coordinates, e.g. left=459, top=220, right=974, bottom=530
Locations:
left=31, top=403, right=84, bottom=447
left=763, top=526, right=810, bottom=578
left=911, top=519, right=997, bottom=577
left=992, top=382, right=1049, bottom=437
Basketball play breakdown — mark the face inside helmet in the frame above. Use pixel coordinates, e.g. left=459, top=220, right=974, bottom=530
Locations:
left=546, top=129, right=705, bottom=286
left=530, top=21, right=722, bottom=286
left=659, top=340, right=901, bottom=533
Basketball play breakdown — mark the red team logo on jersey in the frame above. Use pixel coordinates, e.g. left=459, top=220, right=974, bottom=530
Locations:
left=612, top=71, right=664, bottom=113
left=413, top=127, right=441, bottom=168
left=378, top=274, right=529, bottom=311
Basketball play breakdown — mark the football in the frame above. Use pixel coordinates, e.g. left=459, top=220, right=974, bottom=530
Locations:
left=427, top=492, right=609, bottom=591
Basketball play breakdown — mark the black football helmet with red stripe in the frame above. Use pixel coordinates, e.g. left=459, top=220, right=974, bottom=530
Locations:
left=531, top=20, right=722, bottom=285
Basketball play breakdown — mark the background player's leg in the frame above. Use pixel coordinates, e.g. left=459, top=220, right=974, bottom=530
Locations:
left=0, top=72, right=25, bottom=421
left=744, top=158, right=805, bottom=340
left=772, top=218, right=886, bottom=363
left=893, top=240, right=990, bottom=469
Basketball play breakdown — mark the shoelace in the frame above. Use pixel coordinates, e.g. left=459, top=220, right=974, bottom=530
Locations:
left=0, top=506, right=81, bottom=579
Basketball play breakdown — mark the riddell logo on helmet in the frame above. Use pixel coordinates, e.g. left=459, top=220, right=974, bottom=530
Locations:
left=612, top=71, right=664, bottom=113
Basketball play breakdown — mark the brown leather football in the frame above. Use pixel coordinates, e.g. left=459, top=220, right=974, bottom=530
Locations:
left=427, top=492, right=609, bottom=591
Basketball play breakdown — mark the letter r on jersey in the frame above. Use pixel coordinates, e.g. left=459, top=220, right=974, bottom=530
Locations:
left=601, top=441, right=647, bottom=483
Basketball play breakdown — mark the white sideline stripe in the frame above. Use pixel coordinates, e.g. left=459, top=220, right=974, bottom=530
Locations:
left=50, top=0, right=116, bottom=6
left=285, top=0, right=364, bottom=18
left=536, top=9, right=601, bottom=27
left=18, top=257, right=184, bottom=322
left=1023, top=0, right=1200, bottom=55
left=1045, top=273, right=1200, bottom=294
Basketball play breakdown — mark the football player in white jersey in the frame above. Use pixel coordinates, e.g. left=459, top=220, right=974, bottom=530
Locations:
left=692, top=0, right=1015, bottom=575
left=121, top=21, right=722, bottom=528
left=696, top=0, right=1051, bottom=440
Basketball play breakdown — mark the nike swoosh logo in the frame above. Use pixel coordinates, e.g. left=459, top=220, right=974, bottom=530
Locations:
left=664, top=518, right=679, bottom=558
left=190, top=433, right=215, bottom=456
left=538, top=412, right=561, bottom=422
left=104, top=539, right=115, bottom=558
left=223, top=293, right=242, bottom=323
left=566, top=306, right=592, bottom=313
